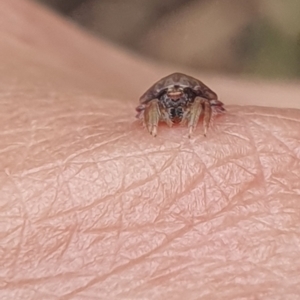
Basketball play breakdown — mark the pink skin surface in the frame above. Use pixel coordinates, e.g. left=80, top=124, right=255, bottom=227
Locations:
left=1, top=0, right=300, bottom=299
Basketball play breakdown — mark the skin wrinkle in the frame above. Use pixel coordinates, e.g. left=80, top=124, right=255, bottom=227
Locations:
left=1, top=0, right=300, bottom=300
left=250, top=120, right=298, bottom=159
left=191, top=135, right=259, bottom=207
left=3, top=103, right=300, bottom=300
left=196, top=153, right=233, bottom=200
left=13, top=106, right=286, bottom=298
left=59, top=227, right=192, bottom=299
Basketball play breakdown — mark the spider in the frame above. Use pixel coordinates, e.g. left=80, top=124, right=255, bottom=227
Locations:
left=136, top=72, right=225, bottom=137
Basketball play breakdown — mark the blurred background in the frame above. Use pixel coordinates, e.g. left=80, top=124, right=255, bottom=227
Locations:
left=35, top=0, right=300, bottom=79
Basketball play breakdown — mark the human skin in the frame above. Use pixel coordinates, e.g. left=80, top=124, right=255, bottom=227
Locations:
left=1, top=0, right=300, bottom=299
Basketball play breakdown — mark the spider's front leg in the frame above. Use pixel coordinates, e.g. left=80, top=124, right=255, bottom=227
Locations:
left=201, top=98, right=212, bottom=137
left=181, top=96, right=212, bottom=138
left=143, top=99, right=173, bottom=137
left=142, top=100, right=159, bottom=137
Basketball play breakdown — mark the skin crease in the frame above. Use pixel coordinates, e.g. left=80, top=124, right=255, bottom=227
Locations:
left=1, top=0, right=300, bottom=299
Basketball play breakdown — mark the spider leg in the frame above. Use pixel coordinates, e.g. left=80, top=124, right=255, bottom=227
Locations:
left=183, top=97, right=202, bottom=138
left=179, top=109, right=190, bottom=126
left=143, top=99, right=161, bottom=137
left=181, top=97, right=212, bottom=138
left=202, top=98, right=212, bottom=137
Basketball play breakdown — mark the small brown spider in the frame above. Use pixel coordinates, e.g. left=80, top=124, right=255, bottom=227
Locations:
left=136, top=72, right=225, bottom=138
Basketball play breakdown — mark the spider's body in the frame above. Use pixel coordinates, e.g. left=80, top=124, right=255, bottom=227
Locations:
left=136, top=72, right=225, bottom=137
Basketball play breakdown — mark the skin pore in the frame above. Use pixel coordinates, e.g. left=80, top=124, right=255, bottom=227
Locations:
left=1, top=0, right=300, bottom=299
